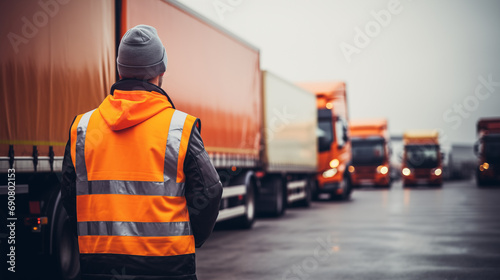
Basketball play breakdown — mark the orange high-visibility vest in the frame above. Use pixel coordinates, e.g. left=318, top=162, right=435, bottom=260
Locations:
left=70, top=104, right=197, bottom=258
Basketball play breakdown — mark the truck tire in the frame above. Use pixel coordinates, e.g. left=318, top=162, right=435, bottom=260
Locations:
left=312, top=179, right=320, bottom=201
left=53, top=202, right=80, bottom=280
left=257, top=175, right=286, bottom=217
left=271, top=177, right=286, bottom=216
left=332, top=175, right=351, bottom=201
left=476, top=171, right=487, bottom=187
left=342, top=175, right=353, bottom=200
left=233, top=178, right=256, bottom=229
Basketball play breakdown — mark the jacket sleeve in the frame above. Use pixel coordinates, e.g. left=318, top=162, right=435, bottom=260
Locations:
left=60, top=117, right=78, bottom=237
left=184, top=122, right=223, bottom=248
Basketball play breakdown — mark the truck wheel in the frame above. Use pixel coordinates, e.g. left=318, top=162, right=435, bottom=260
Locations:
left=342, top=176, right=353, bottom=200
left=331, top=175, right=351, bottom=201
left=312, top=180, right=320, bottom=201
left=476, top=172, right=487, bottom=187
left=53, top=203, right=80, bottom=280
left=270, top=176, right=286, bottom=216
left=234, top=179, right=256, bottom=229
left=257, top=175, right=285, bottom=217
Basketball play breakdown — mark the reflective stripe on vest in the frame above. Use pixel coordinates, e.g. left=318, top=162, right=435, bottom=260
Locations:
left=71, top=108, right=197, bottom=257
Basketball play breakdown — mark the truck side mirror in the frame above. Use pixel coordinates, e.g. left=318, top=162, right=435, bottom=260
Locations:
left=342, top=125, right=349, bottom=143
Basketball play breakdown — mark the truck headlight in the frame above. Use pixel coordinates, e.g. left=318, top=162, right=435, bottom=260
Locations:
left=433, top=168, right=442, bottom=176
left=402, top=168, right=411, bottom=176
left=323, top=168, right=338, bottom=178
left=377, top=165, right=389, bottom=175
left=330, top=159, right=340, bottom=168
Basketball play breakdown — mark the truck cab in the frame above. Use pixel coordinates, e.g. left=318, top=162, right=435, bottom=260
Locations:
left=475, top=118, right=500, bottom=186
left=401, top=130, right=443, bottom=187
left=298, top=82, right=351, bottom=200
left=349, top=119, right=391, bottom=188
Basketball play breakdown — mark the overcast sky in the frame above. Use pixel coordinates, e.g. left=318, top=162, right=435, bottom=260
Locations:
left=177, top=0, right=500, bottom=146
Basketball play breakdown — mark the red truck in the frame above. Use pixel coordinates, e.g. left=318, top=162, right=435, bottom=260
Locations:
left=349, top=119, right=391, bottom=188
left=1, top=1, right=317, bottom=278
left=475, top=118, right=500, bottom=186
left=298, top=82, right=352, bottom=200
left=401, top=130, right=443, bottom=187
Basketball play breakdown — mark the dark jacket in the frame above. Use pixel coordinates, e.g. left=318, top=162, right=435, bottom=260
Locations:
left=60, top=79, right=222, bottom=280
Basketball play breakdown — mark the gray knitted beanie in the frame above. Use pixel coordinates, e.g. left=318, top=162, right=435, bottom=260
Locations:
left=117, top=25, right=167, bottom=80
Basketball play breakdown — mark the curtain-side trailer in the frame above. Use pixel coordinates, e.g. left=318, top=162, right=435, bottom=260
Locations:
left=0, top=1, right=116, bottom=279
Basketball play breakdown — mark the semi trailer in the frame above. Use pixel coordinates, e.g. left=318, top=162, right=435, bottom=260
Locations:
left=258, top=71, right=317, bottom=216
left=349, top=119, right=391, bottom=188
left=1, top=0, right=316, bottom=278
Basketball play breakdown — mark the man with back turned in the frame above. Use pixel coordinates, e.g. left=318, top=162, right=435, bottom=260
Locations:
left=60, top=24, right=222, bottom=280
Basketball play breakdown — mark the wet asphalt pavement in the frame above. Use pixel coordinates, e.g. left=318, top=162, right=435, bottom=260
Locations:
left=196, top=180, right=500, bottom=280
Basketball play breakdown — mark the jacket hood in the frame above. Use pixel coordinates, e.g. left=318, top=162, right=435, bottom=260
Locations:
left=98, top=89, right=173, bottom=131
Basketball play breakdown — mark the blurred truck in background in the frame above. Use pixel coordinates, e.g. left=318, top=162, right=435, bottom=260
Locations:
left=401, top=130, right=443, bottom=187
left=474, top=118, right=500, bottom=186
left=298, top=82, right=352, bottom=200
left=349, top=119, right=391, bottom=188
left=1, top=1, right=316, bottom=278
left=446, top=144, right=475, bottom=181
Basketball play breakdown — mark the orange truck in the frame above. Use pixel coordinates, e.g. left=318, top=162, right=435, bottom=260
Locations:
left=401, top=130, right=443, bottom=187
left=348, top=119, right=391, bottom=188
left=474, top=118, right=500, bottom=186
left=298, top=82, right=352, bottom=200
left=1, top=1, right=317, bottom=278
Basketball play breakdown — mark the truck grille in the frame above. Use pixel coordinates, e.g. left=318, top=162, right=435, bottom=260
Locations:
left=355, top=166, right=376, bottom=179
left=414, top=169, right=430, bottom=178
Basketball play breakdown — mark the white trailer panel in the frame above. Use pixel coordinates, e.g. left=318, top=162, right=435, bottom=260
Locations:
left=262, top=71, right=317, bottom=173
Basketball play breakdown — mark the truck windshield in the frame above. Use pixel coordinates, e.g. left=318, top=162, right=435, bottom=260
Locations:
left=405, top=145, right=439, bottom=168
left=317, top=109, right=334, bottom=152
left=352, top=138, right=385, bottom=166
left=483, top=135, right=500, bottom=163
left=318, top=119, right=333, bottom=152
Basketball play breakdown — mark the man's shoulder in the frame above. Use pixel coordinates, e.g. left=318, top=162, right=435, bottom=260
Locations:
left=172, top=108, right=197, bottom=120
left=171, top=109, right=200, bottom=132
